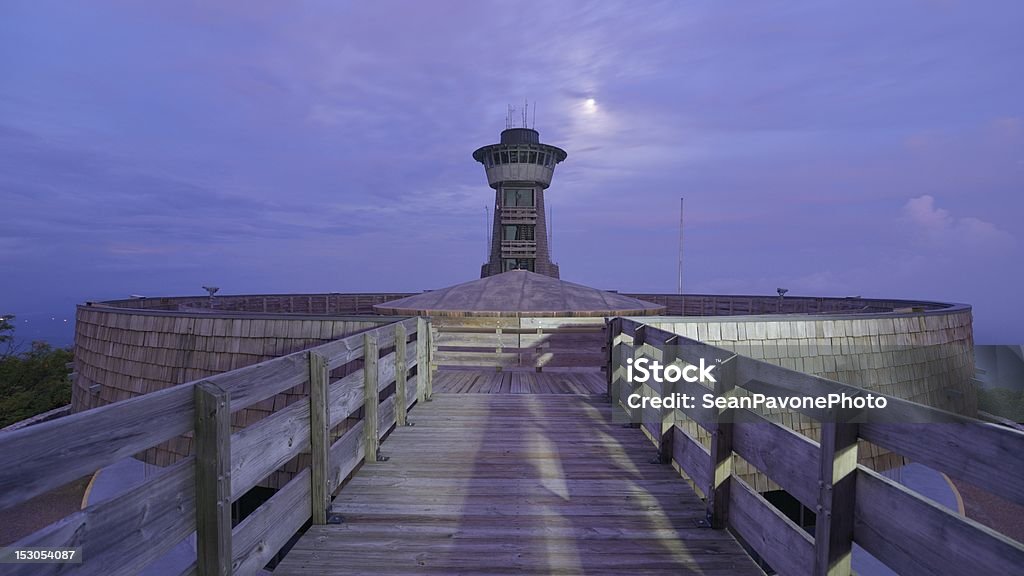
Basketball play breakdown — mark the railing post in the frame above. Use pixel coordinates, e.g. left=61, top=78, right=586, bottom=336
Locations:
left=535, top=326, right=543, bottom=373
left=416, top=317, right=428, bottom=403
left=814, top=421, right=858, bottom=576
left=194, top=381, right=232, bottom=576
left=426, top=322, right=434, bottom=400
left=308, top=351, right=330, bottom=525
left=633, top=324, right=646, bottom=355
left=611, top=320, right=634, bottom=421
left=627, top=324, right=646, bottom=426
left=606, top=317, right=620, bottom=402
left=707, top=356, right=736, bottom=529
left=495, top=324, right=503, bottom=373
left=659, top=403, right=677, bottom=464
left=658, top=335, right=679, bottom=464
left=395, top=323, right=408, bottom=427
left=363, top=332, right=380, bottom=462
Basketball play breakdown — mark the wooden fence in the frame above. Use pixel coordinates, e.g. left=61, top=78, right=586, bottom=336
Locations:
left=430, top=317, right=606, bottom=371
left=0, top=317, right=432, bottom=576
left=608, top=317, right=1024, bottom=576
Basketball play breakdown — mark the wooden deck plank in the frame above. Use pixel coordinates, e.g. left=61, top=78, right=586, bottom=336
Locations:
left=454, top=371, right=474, bottom=393
left=511, top=372, right=525, bottom=394
left=275, top=386, right=760, bottom=576
left=431, top=369, right=606, bottom=395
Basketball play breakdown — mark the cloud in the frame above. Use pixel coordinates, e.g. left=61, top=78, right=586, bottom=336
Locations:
left=903, top=195, right=953, bottom=231
left=902, top=194, right=1014, bottom=247
left=0, top=124, right=378, bottom=258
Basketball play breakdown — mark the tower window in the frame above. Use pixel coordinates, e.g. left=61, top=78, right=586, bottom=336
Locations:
left=529, top=151, right=537, bottom=164
left=502, top=225, right=535, bottom=241
left=502, top=258, right=535, bottom=272
left=501, top=150, right=509, bottom=164
left=492, top=152, right=500, bottom=165
left=509, top=150, right=518, bottom=163
left=503, top=188, right=534, bottom=207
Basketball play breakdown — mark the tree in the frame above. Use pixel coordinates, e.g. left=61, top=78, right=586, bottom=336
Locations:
left=978, top=387, right=1024, bottom=423
left=0, top=314, right=15, bottom=358
left=0, top=317, right=73, bottom=428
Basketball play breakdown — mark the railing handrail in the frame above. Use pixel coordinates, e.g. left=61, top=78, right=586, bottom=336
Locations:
left=0, top=316, right=431, bottom=576
left=429, top=317, right=606, bottom=371
left=609, top=316, right=1024, bottom=576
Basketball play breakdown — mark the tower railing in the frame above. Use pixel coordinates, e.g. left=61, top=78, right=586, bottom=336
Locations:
left=498, top=210, right=537, bottom=229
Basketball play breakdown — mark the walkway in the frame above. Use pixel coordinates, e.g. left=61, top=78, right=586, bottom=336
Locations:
left=275, top=388, right=761, bottom=575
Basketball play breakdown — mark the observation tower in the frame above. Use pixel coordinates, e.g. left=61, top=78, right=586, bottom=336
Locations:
left=472, top=109, right=567, bottom=278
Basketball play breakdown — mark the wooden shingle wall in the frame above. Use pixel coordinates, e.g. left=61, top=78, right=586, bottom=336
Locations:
left=626, top=294, right=951, bottom=317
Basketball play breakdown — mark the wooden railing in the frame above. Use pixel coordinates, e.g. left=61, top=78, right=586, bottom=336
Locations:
left=432, top=317, right=606, bottom=371
left=608, top=317, right=1024, bottom=576
left=499, top=239, right=536, bottom=257
left=0, top=316, right=432, bottom=576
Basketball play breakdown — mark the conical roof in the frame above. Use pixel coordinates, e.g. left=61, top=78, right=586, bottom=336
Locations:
left=374, top=270, right=665, bottom=317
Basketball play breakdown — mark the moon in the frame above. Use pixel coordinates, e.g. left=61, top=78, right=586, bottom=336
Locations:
left=583, top=98, right=597, bottom=114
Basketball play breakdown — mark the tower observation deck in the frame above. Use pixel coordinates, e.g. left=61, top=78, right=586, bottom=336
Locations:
left=473, top=126, right=567, bottom=278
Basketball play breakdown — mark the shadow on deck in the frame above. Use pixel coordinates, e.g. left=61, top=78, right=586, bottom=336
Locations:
left=274, top=378, right=762, bottom=575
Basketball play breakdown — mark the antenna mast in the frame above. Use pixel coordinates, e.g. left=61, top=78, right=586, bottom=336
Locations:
left=548, top=205, right=553, bottom=262
left=677, top=197, right=684, bottom=313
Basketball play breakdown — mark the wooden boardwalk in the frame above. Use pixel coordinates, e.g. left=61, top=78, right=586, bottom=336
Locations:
left=432, top=368, right=606, bottom=394
left=6, top=316, right=1022, bottom=576
left=275, top=392, right=762, bottom=575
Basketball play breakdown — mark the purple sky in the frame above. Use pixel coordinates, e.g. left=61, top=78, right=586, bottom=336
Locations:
left=1, top=2, right=1021, bottom=344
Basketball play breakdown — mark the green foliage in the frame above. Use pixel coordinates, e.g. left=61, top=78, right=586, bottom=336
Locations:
left=0, top=314, right=13, bottom=351
left=0, top=315, right=74, bottom=428
left=978, top=386, right=1024, bottom=423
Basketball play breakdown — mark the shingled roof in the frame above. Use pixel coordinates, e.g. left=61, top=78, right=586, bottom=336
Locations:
left=374, top=270, right=665, bottom=317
